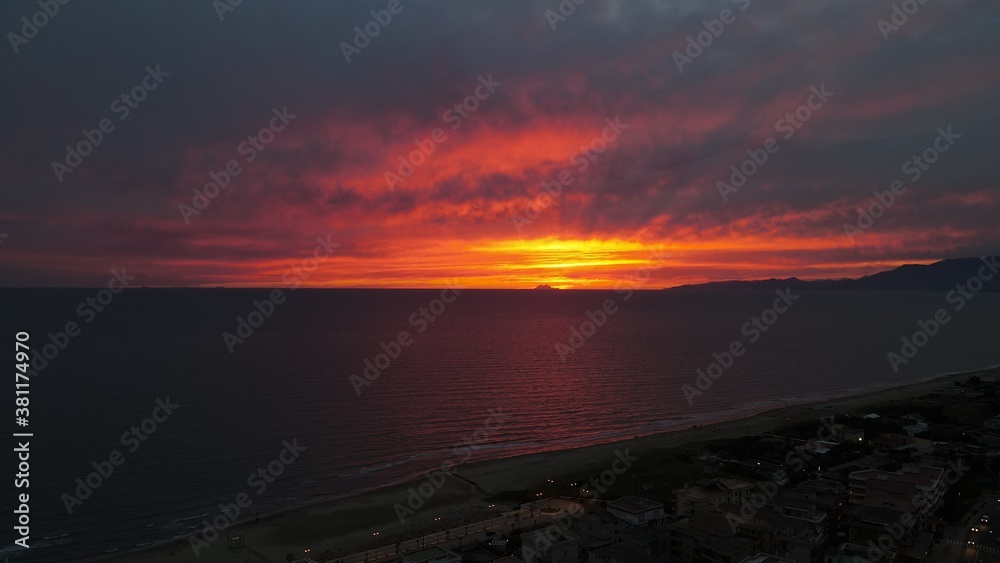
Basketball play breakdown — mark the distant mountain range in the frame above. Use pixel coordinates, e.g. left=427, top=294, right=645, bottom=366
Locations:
left=668, top=256, right=1000, bottom=292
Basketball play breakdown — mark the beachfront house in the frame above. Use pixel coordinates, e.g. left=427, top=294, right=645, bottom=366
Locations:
left=606, top=496, right=665, bottom=528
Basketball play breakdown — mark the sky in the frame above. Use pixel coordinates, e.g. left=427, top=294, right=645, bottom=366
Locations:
left=1, top=0, right=998, bottom=288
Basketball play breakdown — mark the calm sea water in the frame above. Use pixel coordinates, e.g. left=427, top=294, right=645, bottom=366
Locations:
left=1, top=288, right=998, bottom=560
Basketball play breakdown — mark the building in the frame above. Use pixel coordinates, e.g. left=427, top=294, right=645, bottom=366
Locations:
left=607, top=497, right=665, bottom=528
left=403, top=547, right=462, bottom=563
left=823, top=542, right=895, bottom=562
left=899, top=531, right=933, bottom=563
left=983, top=415, right=1000, bottom=431
left=845, top=506, right=914, bottom=551
left=863, top=479, right=918, bottom=513
left=522, top=528, right=580, bottom=563
left=870, top=433, right=908, bottom=451
left=588, top=543, right=665, bottom=563
left=664, top=512, right=759, bottom=563
left=579, top=510, right=620, bottom=550
left=848, top=465, right=944, bottom=515
left=728, top=495, right=828, bottom=563
left=836, top=426, right=866, bottom=443
left=899, top=414, right=928, bottom=436
left=740, top=554, right=795, bottom=563
left=674, top=478, right=756, bottom=516
left=724, top=460, right=788, bottom=485
left=791, top=479, right=847, bottom=537
left=620, top=526, right=672, bottom=559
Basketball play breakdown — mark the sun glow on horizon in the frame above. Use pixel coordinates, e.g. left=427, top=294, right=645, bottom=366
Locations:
left=184, top=233, right=950, bottom=290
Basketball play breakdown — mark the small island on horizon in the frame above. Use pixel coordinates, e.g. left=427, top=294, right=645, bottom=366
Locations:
left=534, top=284, right=560, bottom=290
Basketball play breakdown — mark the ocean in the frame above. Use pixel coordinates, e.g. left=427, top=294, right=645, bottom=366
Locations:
left=1, top=288, right=999, bottom=561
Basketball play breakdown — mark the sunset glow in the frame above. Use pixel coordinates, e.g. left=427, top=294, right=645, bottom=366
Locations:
left=2, top=2, right=998, bottom=288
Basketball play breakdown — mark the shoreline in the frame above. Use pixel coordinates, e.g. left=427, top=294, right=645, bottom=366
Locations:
left=107, top=365, right=999, bottom=562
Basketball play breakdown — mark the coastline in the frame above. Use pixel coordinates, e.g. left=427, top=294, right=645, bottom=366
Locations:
left=108, top=365, right=999, bottom=563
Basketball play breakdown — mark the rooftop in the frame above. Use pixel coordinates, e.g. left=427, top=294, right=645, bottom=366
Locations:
left=849, top=465, right=943, bottom=488
left=851, top=506, right=910, bottom=527
left=607, top=496, right=663, bottom=515
left=404, top=547, right=460, bottom=563
left=592, top=544, right=663, bottom=563
left=522, top=528, right=578, bottom=544
left=666, top=514, right=755, bottom=555
left=740, top=554, right=796, bottom=563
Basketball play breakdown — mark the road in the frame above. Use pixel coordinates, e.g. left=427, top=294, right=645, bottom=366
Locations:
left=950, top=491, right=1000, bottom=563
left=932, top=490, right=1000, bottom=563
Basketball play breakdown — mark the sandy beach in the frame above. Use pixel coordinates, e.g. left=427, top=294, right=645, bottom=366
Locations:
left=109, top=367, right=998, bottom=563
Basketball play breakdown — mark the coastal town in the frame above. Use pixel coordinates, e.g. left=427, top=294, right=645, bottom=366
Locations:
left=276, top=374, right=1000, bottom=563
